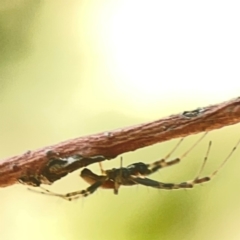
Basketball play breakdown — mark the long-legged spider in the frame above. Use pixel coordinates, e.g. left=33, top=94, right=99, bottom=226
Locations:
left=29, top=133, right=240, bottom=201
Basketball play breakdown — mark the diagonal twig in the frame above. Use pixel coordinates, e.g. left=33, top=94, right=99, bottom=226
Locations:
left=0, top=97, right=240, bottom=188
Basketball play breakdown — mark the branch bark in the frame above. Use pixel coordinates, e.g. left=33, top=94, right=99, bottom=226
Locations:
left=0, top=97, right=240, bottom=188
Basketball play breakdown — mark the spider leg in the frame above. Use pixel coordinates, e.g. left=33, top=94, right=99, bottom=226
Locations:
left=209, top=137, right=240, bottom=178
left=129, top=137, right=240, bottom=190
left=190, top=138, right=240, bottom=183
left=28, top=186, right=71, bottom=201
left=193, top=141, right=211, bottom=181
left=114, top=182, right=120, bottom=194
left=129, top=176, right=194, bottom=189
left=129, top=172, right=210, bottom=190
left=144, top=132, right=208, bottom=175
left=113, top=157, right=123, bottom=195
left=99, top=162, right=105, bottom=175
left=28, top=177, right=108, bottom=201
left=126, top=133, right=207, bottom=177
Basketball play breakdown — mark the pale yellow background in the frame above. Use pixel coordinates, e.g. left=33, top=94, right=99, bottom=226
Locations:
left=1, top=1, right=240, bottom=240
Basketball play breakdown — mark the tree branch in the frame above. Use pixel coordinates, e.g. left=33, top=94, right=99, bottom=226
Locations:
left=1, top=97, right=240, bottom=188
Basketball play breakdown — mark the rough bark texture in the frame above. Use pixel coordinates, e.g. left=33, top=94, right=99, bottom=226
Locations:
left=0, top=97, right=240, bottom=188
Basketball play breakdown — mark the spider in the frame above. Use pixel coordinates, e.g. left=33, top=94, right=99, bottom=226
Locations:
left=28, top=133, right=240, bottom=201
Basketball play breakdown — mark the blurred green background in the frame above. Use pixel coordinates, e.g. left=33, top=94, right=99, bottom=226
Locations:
left=1, top=1, right=240, bottom=240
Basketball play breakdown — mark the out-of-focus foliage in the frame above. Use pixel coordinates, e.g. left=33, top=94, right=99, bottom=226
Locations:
left=1, top=1, right=240, bottom=240
left=0, top=0, right=40, bottom=69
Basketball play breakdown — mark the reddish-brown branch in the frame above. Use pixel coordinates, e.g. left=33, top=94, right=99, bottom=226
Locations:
left=0, top=97, right=240, bottom=188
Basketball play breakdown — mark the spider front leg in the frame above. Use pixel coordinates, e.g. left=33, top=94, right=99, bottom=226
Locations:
left=130, top=174, right=210, bottom=190
left=128, top=132, right=208, bottom=177
left=130, top=142, right=213, bottom=190
left=130, top=138, right=240, bottom=191
left=28, top=175, right=108, bottom=201
left=142, top=132, right=208, bottom=176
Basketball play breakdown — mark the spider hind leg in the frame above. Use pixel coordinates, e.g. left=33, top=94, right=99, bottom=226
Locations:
left=28, top=178, right=107, bottom=201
